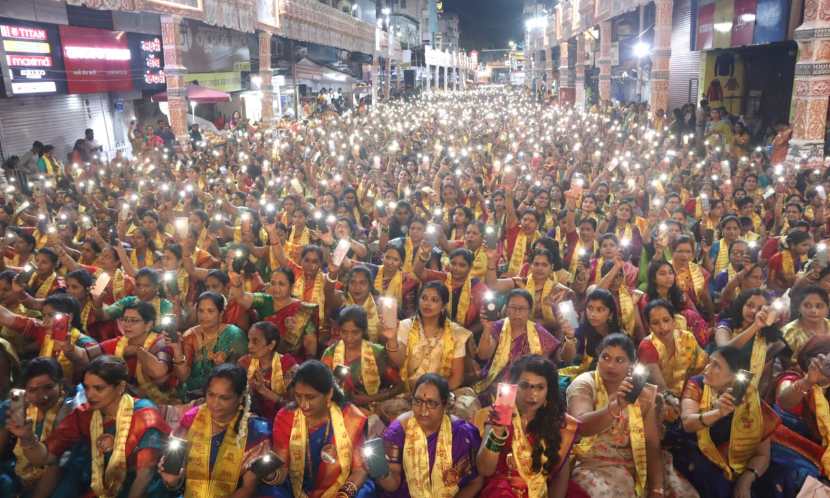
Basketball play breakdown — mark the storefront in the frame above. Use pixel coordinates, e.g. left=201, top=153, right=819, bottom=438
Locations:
left=0, top=17, right=130, bottom=162
left=696, top=0, right=797, bottom=134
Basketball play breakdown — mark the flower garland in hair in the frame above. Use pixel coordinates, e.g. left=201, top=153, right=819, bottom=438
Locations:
left=236, top=392, right=251, bottom=446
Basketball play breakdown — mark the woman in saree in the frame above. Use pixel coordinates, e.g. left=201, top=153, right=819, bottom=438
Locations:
left=603, top=200, right=644, bottom=263
left=0, top=293, right=97, bottom=384
left=782, top=285, right=830, bottom=368
left=642, top=260, right=709, bottom=346
left=97, top=267, right=174, bottom=333
left=0, top=357, right=73, bottom=498
left=562, top=288, right=625, bottom=379
left=637, top=299, right=708, bottom=420
left=267, top=225, right=327, bottom=329
left=768, top=230, right=813, bottom=294
left=704, top=215, right=743, bottom=276
left=377, top=373, right=483, bottom=497
left=379, top=281, right=474, bottom=421
left=321, top=305, right=403, bottom=418
left=596, top=258, right=646, bottom=341
left=324, top=265, right=382, bottom=343
left=168, top=291, right=248, bottom=402
left=674, top=346, right=780, bottom=498
left=363, top=245, right=419, bottom=318
left=271, top=360, right=374, bottom=498
left=158, top=363, right=277, bottom=498
left=759, top=335, right=830, bottom=497
left=476, top=289, right=561, bottom=401
left=589, top=234, right=639, bottom=287
left=567, top=334, right=699, bottom=498
left=7, top=355, right=169, bottom=498
left=440, top=219, right=490, bottom=280
left=202, top=269, right=251, bottom=331
left=671, top=235, right=714, bottom=318
left=713, top=289, right=783, bottom=392
left=485, top=248, right=574, bottom=341
left=414, top=244, right=487, bottom=336
left=238, top=321, right=298, bottom=420
left=95, top=300, right=175, bottom=405
left=230, top=267, right=318, bottom=361
left=474, top=354, right=580, bottom=498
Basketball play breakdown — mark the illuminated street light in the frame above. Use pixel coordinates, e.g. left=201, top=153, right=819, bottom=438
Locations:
left=633, top=41, right=651, bottom=58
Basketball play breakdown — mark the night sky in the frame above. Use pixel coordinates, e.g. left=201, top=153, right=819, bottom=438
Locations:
left=443, top=0, right=524, bottom=50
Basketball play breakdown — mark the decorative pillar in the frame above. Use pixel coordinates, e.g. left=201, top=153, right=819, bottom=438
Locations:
left=160, top=15, right=189, bottom=148
left=575, top=35, right=586, bottom=111
left=789, top=0, right=830, bottom=157
left=650, top=0, right=673, bottom=117
left=598, top=20, right=612, bottom=102
left=547, top=45, right=555, bottom=93
left=443, top=66, right=448, bottom=91
left=435, top=64, right=440, bottom=91
left=258, top=31, right=274, bottom=124
left=559, top=40, right=574, bottom=105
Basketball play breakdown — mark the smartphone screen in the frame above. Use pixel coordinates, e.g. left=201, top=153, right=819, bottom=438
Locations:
left=380, top=297, right=398, bottom=329
left=494, top=383, right=518, bottom=426
left=557, top=301, right=579, bottom=330
left=332, top=239, right=351, bottom=267
left=52, top=313, right=70, bottom=341
left=92, top=272, right=111, bottom=297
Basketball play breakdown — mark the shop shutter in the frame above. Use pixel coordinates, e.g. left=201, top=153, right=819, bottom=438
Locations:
left=669, top=0, right=701, bottom=110
left=0, top=93, right=110, bottom=163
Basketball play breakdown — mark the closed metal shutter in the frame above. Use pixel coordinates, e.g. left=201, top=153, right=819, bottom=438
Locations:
left=669, top=0, right=701, bottom=110
left=0, top=93, right=113, bottom=163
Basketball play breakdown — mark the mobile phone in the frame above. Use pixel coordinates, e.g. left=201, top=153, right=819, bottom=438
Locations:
left=624, top=364, right=649, bottom=403
left=362, top=438, right=389, bottom=479
left=374, top=200, right=386, bottom=217
left=333, top=364, right=351, bottom=382
left=703, top=229, right=715, bottom=247
left=174, top=217, right=189, bottom=239
left=494, top=383, right=518, bottom=426
left=52, top=313, right=70, bottom=341
left=380, top=297, right=398, bottom=329
left=730, top=369, right=753, bottom=405
left=768, top=299, right=786, bottom=326
left=9, top=388, right=26, bottom=427
left=558, top=301, right=579, bottom=330
left=161, top=437, right=189, bottom=475
left=425, top=224, right=438, bottom=246
left=92, top=272, right=111, bottom=298
left=250, top=451, right=283, bottom=480
left=817, top=243, right=829, bottom=269
left=160, top=314, right=179, bottom=342
left=484, top=225, right=499, bottom=250
left=700, top=195, right=710, bottom=212
left=332, top=239, right=351, bottom=267
left=484, top=291, right=500, bottom=321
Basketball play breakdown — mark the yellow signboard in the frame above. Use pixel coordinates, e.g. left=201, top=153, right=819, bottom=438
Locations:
left=3, top=40, right=50, bottom=54
left=184, top=72, right=241, bottom=92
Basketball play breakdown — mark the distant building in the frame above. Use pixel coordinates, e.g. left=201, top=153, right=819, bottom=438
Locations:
left=436, top=11, right=460, bottom=50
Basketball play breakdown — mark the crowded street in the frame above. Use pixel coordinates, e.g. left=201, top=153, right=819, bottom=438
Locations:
left=0, top=0, right=828, bottom=497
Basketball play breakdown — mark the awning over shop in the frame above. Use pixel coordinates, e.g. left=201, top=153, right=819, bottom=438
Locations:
left=293, top=58, right=359, bottom=85
left=150, top=84, right=232, bottom=103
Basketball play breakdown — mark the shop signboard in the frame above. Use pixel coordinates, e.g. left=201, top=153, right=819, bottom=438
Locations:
left=59, top=25, right=133, bottom=94
left=731, top=0, right=757, bottom=46
left=0, top=18, right=65, bottom=96
left=696, top=0, right=716, bottom=50
left=753, top=0, right=788, bottom=44
left=128, top=33, right=165, bottom=91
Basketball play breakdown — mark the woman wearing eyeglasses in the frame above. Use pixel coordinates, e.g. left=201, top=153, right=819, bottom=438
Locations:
left=376, top=373, right=483, bottom=498
left=475, top=289, right=560, bottom=401
left=7, top=355, right=170, bottom=498
left=475, top=355, right=579, bottom=498
left=567, top=334, right=699, bottom=498
left=95, top=300, right=175, bottom=404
